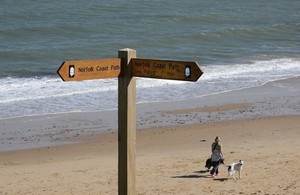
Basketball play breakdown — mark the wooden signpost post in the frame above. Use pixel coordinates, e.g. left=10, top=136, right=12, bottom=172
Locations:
left=57, top=49, right=203, bottom=195
left=118, top=49, right=137, bottom=195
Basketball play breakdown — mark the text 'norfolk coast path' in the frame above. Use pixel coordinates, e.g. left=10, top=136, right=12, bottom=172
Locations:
left=130, top=58, right=203, bottom=82
left=57, top=58, right=121, bottom=81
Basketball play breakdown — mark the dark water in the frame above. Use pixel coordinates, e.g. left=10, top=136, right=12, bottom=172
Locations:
left=0, top=0, right=299, bottom=118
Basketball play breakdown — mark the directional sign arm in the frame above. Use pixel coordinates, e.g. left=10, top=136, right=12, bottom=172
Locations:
left=57, top=58, right=121, bottom=81
left=130, top=58, right=203, bottom=82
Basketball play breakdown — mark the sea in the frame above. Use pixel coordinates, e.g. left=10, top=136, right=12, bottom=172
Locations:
left=1, top=0, right=300, bottom=119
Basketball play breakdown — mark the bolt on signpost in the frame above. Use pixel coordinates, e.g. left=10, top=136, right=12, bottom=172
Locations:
left=57, top=48, right=203, bottom=195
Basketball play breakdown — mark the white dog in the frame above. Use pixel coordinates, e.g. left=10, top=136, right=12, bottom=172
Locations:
left=227, top=160, right=244, bottom=180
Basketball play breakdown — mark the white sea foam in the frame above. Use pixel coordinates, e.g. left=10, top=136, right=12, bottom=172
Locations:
left=0, top=58, right=299, bottom=119
left=202, top=58, right=300, bottom=80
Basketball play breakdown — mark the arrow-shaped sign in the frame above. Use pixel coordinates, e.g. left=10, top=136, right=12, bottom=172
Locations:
left=57, top=58, right=121, bottom=81
left=130, top=58, right=203, bottom=82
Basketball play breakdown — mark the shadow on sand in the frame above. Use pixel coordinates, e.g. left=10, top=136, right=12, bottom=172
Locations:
left=172, top=174, right=210, bottom=179
left=171, top=170, right=228, bottom=182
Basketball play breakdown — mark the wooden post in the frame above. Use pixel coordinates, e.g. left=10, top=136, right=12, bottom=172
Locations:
left=118, top=48, right=136, bottom=195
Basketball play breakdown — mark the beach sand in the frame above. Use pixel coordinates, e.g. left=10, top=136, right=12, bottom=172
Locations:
left=0, top=77, right=299, bottom=194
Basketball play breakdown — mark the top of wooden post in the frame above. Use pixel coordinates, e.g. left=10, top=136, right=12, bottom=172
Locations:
left=118, top=48, right=136, bottom=59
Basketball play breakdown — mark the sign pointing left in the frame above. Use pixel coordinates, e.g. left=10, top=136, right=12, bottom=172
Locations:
left=57, top=58, right=121, bottom=81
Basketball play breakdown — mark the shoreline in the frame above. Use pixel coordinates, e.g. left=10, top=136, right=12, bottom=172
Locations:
left=0, top=75, right=295, bottom=121
left=1, top=76, right=299, bottom=152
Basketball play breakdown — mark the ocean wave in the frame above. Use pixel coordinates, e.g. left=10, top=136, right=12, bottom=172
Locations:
left=202, top=58, right=300, bottom=80
left=0, top=0, right=299, bottom=119
left=1, top=58, right=299, bottom=105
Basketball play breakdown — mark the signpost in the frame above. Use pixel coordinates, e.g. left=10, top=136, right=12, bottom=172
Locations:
left=57, top=49, right=203, bottom=195
left=57, top=58, right=121, bottom=81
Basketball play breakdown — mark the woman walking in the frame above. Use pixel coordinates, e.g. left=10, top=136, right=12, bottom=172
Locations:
left=210, top=136, right=223, bottom=177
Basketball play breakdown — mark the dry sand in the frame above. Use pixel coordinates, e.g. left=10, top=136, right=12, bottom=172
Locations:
left=0, top=77, right=300, bottom=194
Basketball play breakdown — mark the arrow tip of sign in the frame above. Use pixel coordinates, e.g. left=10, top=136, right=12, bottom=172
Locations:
left=57, top=61, right=66, bottom=81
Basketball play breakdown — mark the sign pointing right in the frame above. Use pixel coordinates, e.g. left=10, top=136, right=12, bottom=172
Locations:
left=130, top=58, right=203, bottom=82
